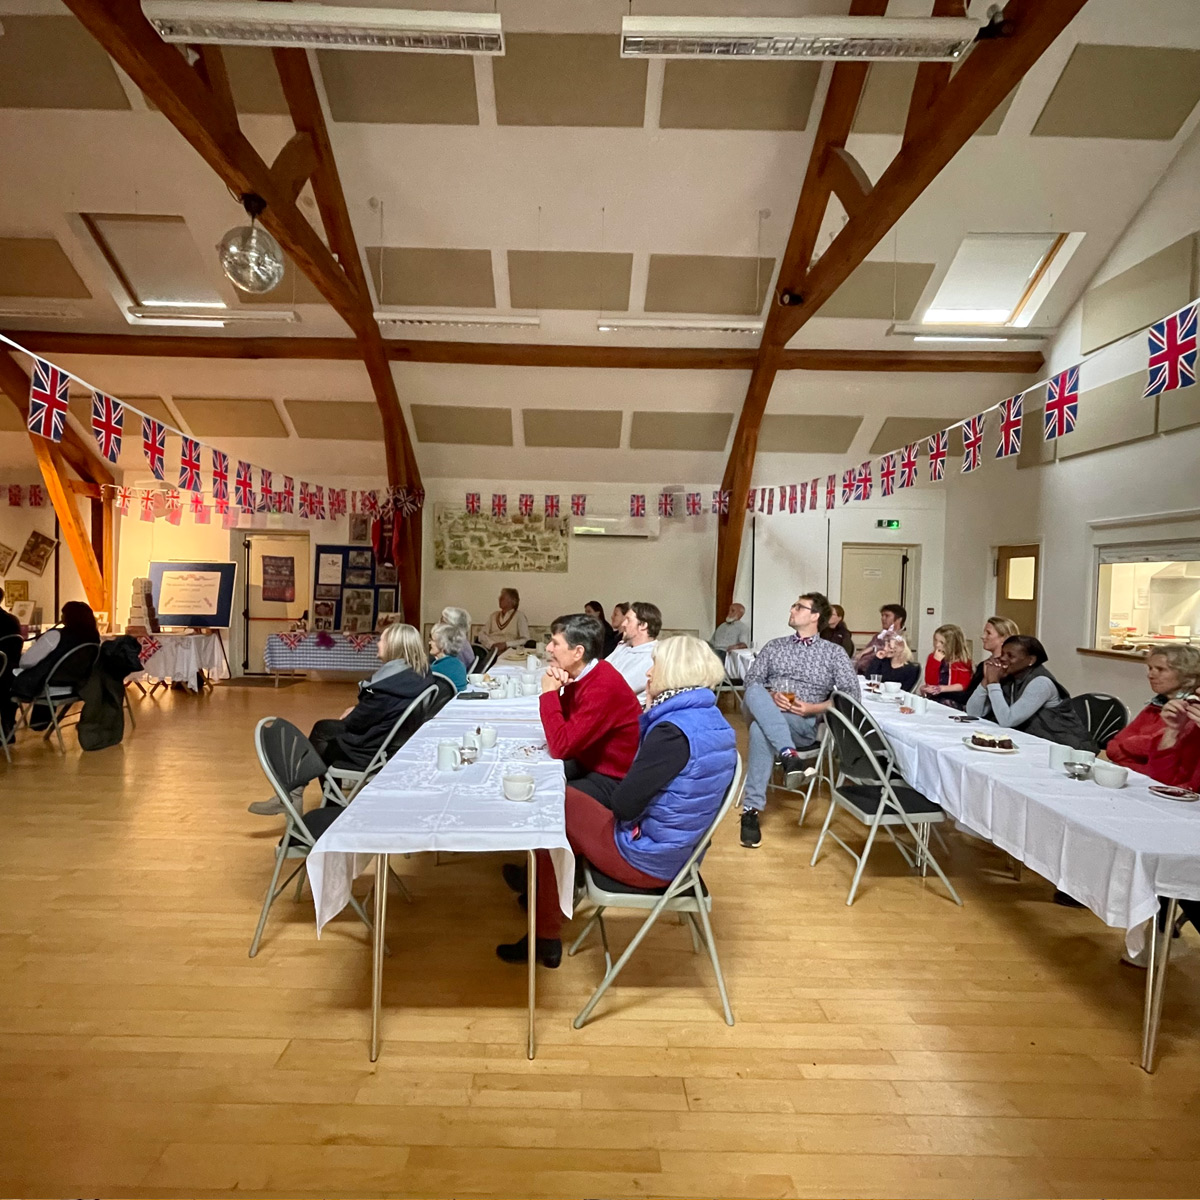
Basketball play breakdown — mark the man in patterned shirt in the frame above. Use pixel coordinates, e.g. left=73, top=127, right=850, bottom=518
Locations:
left=740, top=591, right=860, bottom=847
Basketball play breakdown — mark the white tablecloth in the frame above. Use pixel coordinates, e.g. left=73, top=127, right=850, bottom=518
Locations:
left=137, top=632, right=228, bottom=690
left=725, top=647, right=755, bottom=680
left=862, top=696, right=1200, bottom=932
left=306, top=716, right=573, bottom=932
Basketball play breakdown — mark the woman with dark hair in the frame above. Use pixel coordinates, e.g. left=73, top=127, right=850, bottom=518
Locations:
left=584, top=599, right=619, bottom=657
left=13, top=601, right=99, bottom=687
left=964, top=635, right=1092, bottom=748
left=820, top=604, right=854, bottom=656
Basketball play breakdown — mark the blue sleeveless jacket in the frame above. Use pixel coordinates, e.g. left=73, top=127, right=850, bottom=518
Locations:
left=614, top=689, right=737, bottom=879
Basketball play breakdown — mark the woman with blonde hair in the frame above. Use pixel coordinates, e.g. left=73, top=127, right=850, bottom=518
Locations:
left=867, top=632, right=920, bottom=691
left=961, top=615, right=1020, bottom=707
left=1107, top=642, right=1200, bottom=767
left=922, top=623, right=973, bottom=705
left=497, top=634, right=738, bottom=968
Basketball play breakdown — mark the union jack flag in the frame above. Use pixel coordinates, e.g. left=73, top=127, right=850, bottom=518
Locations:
left=518, top=492, right=534, bottom=516
left=841, top=468, right=855, bottom=505
left=1145, top=304, right=1196, bottom=397
left=258, top=469, right=274, bottom=511
left=899, top=442, right=919, bottom=488
left=190, top=490, right=206, bottom=514
left=329, top=488, right=347, bottom=517
left=686, top=492, right=702, bottom=516
left=854, top=461, right=872, bottom=502
left=6, top=485, right=20, bottom=507
left=28, top=484, right=44, bottom=507
left=764, top=489, right=773, bottom=515
left=755, top=488, right=765, bottom=513
left=787, top=484, right=798, bottom=514
left=142, top=417, right=166, bottom=480
left=631, top=494, right=646, bottom=518
left=491, top=493, right=507, bottom=519
left=194, top=502, right=211, bottom=525
left=395, top=487, right=419, bottom=518
left=212, top=449, right=229, bottom=509
left=711, top=490, right=729, bottom=515
left=1044, top=365, right=1079, bottom=441
left=115, top=485, right=133, bottom=513
left=165, top=488, right=182, bottom=512
left=91, top=391, right=124, bottom=463
left=235, top=460, right=254, bottom=509
left=178, top=436, right=202, bottom=492
left=140, top=489, right=156, bottom=522
left=799, top=482, right=808, bottom=513
left=569, top=493, right=586, bottom=517
left=825, top=474, right=836, bottom=510
left=359, top=489, right=380, bottom=517
left=997, top=395, right=1023, bottom=459
left=299, top=483, right=312, bottom=517
left=466, top=492, right=480, bottom=514
left=659, top=492, right=676, bottom=518
left=27, top=358, right=70, bottom=442
left=880, top=453, right=897, bottom=497
left=544, top=494, right=560, bottom=517
left=412, top=487, right=425, bottom=511
left=311, top=485, right=327, bottom=519
left=746, top=489, right=756, bottom=512
left=138, top=636, right=162, bottom=666
left=961, top=413, right=984, bottom=473
left=279, top=476, right=295, bottom=514
left=928, top=429, right=948, bottom=482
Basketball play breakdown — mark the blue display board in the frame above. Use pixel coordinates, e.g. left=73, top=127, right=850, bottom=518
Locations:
left=149, top=561, right=238, bottom=628
left=312, top=544, right=399, bottom=633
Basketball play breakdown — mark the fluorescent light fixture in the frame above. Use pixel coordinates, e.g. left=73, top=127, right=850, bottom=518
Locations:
left=127, top=305, right=297, bottom=323
left=0, top=303, right=83, bottom=320
left=890, top=322, right=1047, bottom=344
left=922, top=307, right=1013, bottom=325
left=374, top=312, right=540, bottom=329
left=912, top=334, right=1009, bottom=344
left=598, top=317, right=763, bottom=334
left=620, top=15, right=982, bottom=61
left=136, top=298, right=227, bottom=309
left=141, top=1, right=504, bottom=54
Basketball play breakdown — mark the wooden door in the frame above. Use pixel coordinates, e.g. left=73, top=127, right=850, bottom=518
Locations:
left=840, top=544, right=910, bottom=642
left=994, top=544, right=1040, bottom=637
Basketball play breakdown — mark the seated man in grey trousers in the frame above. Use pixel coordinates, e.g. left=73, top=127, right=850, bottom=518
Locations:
left=739, top=591, right=860, bottom=848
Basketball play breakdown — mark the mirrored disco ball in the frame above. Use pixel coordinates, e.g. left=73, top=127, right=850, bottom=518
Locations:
left=218, top=223, right=285, bottom=294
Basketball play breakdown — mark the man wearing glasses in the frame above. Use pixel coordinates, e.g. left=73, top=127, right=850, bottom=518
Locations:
left=740, top=591, right=860, bottom=848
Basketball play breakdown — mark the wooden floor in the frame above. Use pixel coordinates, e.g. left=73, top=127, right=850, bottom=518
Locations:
left=2, top=680, right=1199, bottom=1198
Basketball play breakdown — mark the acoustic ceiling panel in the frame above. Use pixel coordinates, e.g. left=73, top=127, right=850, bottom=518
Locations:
left=171, top=398, right=289, bottom=439
left=853, top=64, right=1014, bottom=135
left=522, top=408, right=622, bottom=449
left=0, top=238, right=92, bottom=299
left=318, top=49, right=478, bottom=124
left=366, top=247, right=496, bottom=308
left=629, top=411, right=733, bottom=451
left=660, top=61, right=819, bottom=131
left=1033, top=44, right=1200, bottom=140
left=84, top=213, right=223, bottom=308
left=759, top=415, right=863, bottom=454
left=869, top=417, right=964, bottom=456
left=285, top=400, right=384, bottom=442
left=814, top=260, right=935, bottom=321
left=507, top=250, right=633, bottom=312
left=644, top=255, right=775, bottom=316
left=411, top=405, right=512, bottom=446
left=0, top=16, right=130, bottom=111
left=67, top=393, right=173, bottom=433
left=494, top=34, right=646, bottom=127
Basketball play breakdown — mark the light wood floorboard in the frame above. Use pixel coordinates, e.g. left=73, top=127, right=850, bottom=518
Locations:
left=1, top=681, right=1198, bottom=1197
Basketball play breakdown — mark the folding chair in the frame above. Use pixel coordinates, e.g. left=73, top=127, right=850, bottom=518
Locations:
left=568, top=755, right=744, bottom=1028
left=16, top=642, right=101, bottom=753
left=481, top=645, right=502, bottom=673
left=469, top=644, right=490, bottom=673
left=0, top=647, right=12, bottom=764
left=810, top=693, right=961, bottom=906
left=249, top=716, right=376, bottom=957
left=1071, top=692, right=1129, bottom=750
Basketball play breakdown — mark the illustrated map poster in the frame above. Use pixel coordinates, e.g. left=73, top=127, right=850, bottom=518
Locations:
left=433, top=505, right=569, bottom=572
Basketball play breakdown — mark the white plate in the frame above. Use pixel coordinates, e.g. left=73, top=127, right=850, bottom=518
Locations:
left=963, top=735, right=1019, bottom=755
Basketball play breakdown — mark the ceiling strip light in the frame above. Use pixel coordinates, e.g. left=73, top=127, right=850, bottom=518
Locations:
left=598, top=317, right=762, bottom=335
left=374, top=312, right=540, bottom=329
left=620, top=15, right=982, bottom=61
left=141, top=1, right=504, bottom=54
left=127, top=306, right=298, bottom=323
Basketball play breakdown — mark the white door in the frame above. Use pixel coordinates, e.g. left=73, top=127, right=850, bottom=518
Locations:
left=245, top=533, right=310, bottom=673
left=839, top=544, right=911, bottom=643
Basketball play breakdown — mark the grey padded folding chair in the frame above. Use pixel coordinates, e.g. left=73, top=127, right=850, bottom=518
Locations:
left=810, top=692, right=962, bottom=907
left=17, top=642, right=101, bottom=753
left=249, top=716, right=375, bottom=957
left=568, top=754, right=744, bottom=1028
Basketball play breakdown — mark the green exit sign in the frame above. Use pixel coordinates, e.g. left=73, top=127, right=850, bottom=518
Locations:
left=876, top=519, right=901, bottom=530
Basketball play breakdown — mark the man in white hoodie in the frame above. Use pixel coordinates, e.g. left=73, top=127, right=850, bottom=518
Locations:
left=605, top=600, right=660, bottom=700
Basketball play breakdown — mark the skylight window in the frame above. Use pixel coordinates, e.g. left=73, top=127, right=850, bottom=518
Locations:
left=923, top=232, right=1076, bottom=327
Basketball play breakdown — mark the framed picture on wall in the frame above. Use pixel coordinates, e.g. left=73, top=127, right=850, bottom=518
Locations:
left=0, top=541, right=16, bottom=576
left=3, top=578, right=28, bottom=602
left=11, top=600, right=35, bottom=625
left=348, top=513, right=371, bottom=546
left=18, top=531, right=56, bottom=577
left=377, top=588, right=397, bottom=615
left=375, top=562, right=397, bottom=586
left=348, top=550, right=372, bottom=569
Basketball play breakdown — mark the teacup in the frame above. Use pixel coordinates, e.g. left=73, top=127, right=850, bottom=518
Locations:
left=467, top=673, right=485, bottom=686
left=479, top=725, right=498, bottom=749
left=521, top=671, right=538, bottom=686
left=502, top=772, right=536, bottom=802
left=436, top=740, right=462, bottom=772
left=521, top=681, right=539, bottom=696
left=462, top=731, right=480, bottom=751
left=1091, top=761, right=1129, bottom=789
left=881, top=681, right=902, bottom=695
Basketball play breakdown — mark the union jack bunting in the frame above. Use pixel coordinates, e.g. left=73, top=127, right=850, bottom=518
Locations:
left=190, top=490, right=206, bottom=514
left=137, top=637, right=162, bottom=666
left=880, top=452, right=897, bottom=497
left=115, top=485, right=133, bottom=513
left=329, top=488, right=347, bottom=518
left=810, top=478, right=818, bottom=511
left=928, top=429, right=948, bottom=482
left=345, top=633, right=375, bottom=654
left=1044, top=365, right=1079, bottom=441
left=412, top=488, right=426, bottom=511
left=659, top=492, right=676, bottom=518
left=571, top=494, right=587, bottom=517
left=359, top=489, right=380, bottom=517
left=258, top=469, right=274, bottom=511
left=176, top=437, right=202, bottom=492
left=746, top=489, right=756, bottom=512
left=194, top=502, right=211, bottom=525
left=961, top=413, right=984, bottom=473
left=211, top=449, right=229, bottom=509
left=798, top=482, right=808, bottom=513
left=279, top=476, right=295, bottom=514
left=28, top=484, right=44, bottom=508
left=841, top=468, right=855, bottom=505
left=395, top=488, right=419, bottom=518
left=278, top=632, right=306, bottom=652
left=466, top=492, right=480, bottom=514
left=299, top=482, right=313, bottom=518
left=778, top=486, right=788, bottom=512
left=997, top=395, right=1023, bottom=459
left=142, top=417, right=166, bottom=480
left=235, top=460, right=254, bottom=509
left=787, top=484, right=798, bottom=514
left=755, top=488, right=764, bottom=512
left=518, top=492, right=534, bottom=516
left=6, top=485, right=20, bottom=506
left=686, top=492, right=702, bottom=516
left=491, top=493, right=507, bottom=519
left=140, top=489, right=156, bottom=522
left=631, top=494, right=646, bottom=518
left=825, top=474, right=836, bottom=510
left=854, top=462, right=872, bottom=502
left=27, top=357, right=70, bottom=442
left=165, top=488, right=182, bottom=512
left=544, top=494, right=560, bottom=517
left=711, top=490, right=729, bottom=515
left=899, top=442, right=919, bottom=488
left=1145, top=304, right=1196, bottom=397
left=311, top=485, right=327, bottom=520
left=765, top=489, right=773, bottom=515
left=91, top=391, right=124, bottom=463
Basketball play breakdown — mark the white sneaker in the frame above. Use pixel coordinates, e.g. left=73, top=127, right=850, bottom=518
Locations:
left=248, top=797, right=286, bottom=816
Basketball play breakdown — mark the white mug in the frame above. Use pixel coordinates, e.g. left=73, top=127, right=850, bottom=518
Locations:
left=521, top=671, right=538, bottom=686
left=503, top=772, right=536, bottom=802
left=526, top=654, right=540, bottom=672
left=1048, top=743, right=1072, bottom=770
left=462, top=731, right=480, bottom=751
left=910, top=694, right=928, bottom=715
left=436, top=741, right=462, bottom=772
left=521, top=681, right=538, bottom=696
left=479, top=725, right=498, bottom=749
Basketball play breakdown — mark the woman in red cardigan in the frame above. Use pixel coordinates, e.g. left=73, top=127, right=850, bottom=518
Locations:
left=1144, top=693, right=1200, bottom=791
left=921, top=624, right=973, bottom=706
left=1107, top=644, right=1200, bottom=768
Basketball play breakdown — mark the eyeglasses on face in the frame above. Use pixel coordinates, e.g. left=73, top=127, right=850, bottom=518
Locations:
left=791, top=602, right=814, bottom=613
